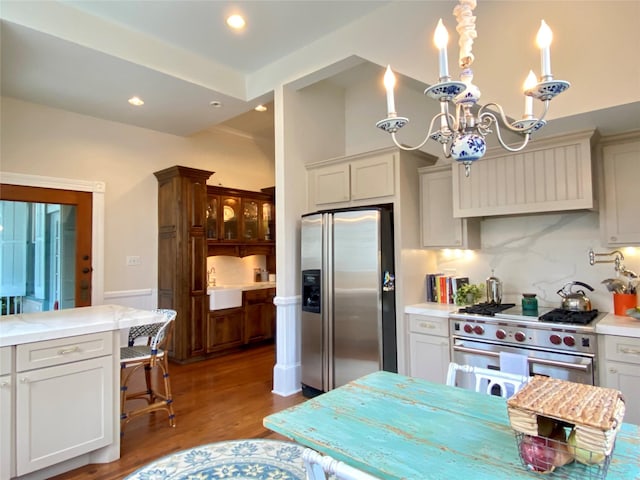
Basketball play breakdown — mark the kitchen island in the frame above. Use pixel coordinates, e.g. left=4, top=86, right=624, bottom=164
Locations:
left=0, top=305, right=165, bottom=480
left=264, top=371, right=640, bottom=479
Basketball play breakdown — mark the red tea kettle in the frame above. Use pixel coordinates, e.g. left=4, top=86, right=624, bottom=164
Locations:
left=556, top=281, right=594, bottom=311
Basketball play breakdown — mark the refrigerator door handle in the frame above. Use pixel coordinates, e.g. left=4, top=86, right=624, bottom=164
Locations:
left=324, top=213, right=334, bottom=392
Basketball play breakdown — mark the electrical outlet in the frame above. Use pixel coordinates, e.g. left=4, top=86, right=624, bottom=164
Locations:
left=126, top=256, right=141, bottom=266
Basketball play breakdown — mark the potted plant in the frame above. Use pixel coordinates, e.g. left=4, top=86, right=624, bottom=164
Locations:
left=454, top=283, right=485, bottom=306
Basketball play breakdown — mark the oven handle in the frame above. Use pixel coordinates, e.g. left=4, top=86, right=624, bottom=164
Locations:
left=452, top=345, right=591, bottom=372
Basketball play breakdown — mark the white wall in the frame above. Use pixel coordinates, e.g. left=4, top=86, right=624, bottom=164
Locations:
left=0, top=97, right=275, bottom=304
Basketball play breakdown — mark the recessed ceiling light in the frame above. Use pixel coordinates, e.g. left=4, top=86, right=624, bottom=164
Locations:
left=210, top=101, right=222, bottom=108
left=226, top=14, right=245, bottom=30
left=254, top=105, right=267, bottom=112
left=128, top=96, right=144, bottom=106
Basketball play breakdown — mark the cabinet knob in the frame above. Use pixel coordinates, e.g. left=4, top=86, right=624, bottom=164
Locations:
left=20, top=377, right=30, bottom=384
left=419, top=322, right=436, bottom=329
left=609, top=368, right=618, bottom=374
left=0, top=381, right=10, bottom=388
left=58, top=346, right=80, bottom=355
left=610, top=236, right=617, bottom=242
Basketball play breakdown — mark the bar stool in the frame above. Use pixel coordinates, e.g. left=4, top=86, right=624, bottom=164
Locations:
left=120, top=309, right=176, bottom=434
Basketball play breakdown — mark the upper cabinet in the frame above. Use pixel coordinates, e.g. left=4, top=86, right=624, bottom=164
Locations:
left=419, top=165, right=480, bottom=249
left=207, top=186, right=275, bottom=257
left=600, top=131, right=640, bottom=246
left=307, top=147, right=436, bottom=211
left=452, top=130, right=598, bottom=218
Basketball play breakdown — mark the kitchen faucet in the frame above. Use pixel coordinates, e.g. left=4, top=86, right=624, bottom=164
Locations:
left=207, top=267, right=216, bottom=287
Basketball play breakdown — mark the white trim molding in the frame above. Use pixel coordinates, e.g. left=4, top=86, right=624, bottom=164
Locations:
left=272, top=294, right=301, bottom=396
left=0, top=171, right=106, bottom=305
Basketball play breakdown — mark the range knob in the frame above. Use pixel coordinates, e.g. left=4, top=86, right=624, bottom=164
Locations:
left=514, top=331, right=526, bottom=342
left=550, top=334, right=562, bottom=345
left=563, top=336, right=575, bottom=347
left=496, top=329, right=507, bottom=340
left=464, top=324, right=473, bottom=334
left=473, top=325, right=485, bottom=335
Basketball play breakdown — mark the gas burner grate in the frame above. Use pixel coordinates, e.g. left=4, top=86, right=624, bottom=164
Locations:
left=539, top=308, right=599, bottom=325
left=458, top=302, right=516, bottom=316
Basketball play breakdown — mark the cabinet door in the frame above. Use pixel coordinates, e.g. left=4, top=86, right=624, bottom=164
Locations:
left=221, top=196, right=241, bottom=241
left=601, top=360, right=640, bottom=425
left=409, top=333, right=450, bottom=384
left=206, top=195, right=219, bottom=240
left=15, top=356, right=113, bottom=476
left=312, top=163, right=350, bottom=205
left=206, top=309, right=244, bottom=352
left=0, top=373, right=12, bottom=480
left=243, top=289, right=275, bottom=344
left=241, top=198, right=259, bottom=241
left=602, top=140, right=640, bottom=245
left=350, top=153, right=395, bottom=200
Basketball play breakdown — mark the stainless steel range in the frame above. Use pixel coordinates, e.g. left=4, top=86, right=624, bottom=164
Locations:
left=449, top=302, right=606, bottom=387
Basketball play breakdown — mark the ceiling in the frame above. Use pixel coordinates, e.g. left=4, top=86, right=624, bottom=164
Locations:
left=2, top=1, right=639, bottom=141
left=1, top=0, right=390, bottom=138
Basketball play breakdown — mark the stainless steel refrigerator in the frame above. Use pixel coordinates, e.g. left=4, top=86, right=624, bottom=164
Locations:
left=300, top=206, right=397, bottom=397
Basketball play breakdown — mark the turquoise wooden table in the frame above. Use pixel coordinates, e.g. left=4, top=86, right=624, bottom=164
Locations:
left=264, top=371, right=640, bottom=479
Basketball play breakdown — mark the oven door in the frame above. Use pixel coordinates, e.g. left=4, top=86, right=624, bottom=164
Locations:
left=451, top=337, right=595, bottom=389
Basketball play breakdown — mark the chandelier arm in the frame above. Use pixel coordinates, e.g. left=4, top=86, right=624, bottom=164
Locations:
left=390, top=113, right=447, bottom=151
left=486, top=114, right=533, bottom=152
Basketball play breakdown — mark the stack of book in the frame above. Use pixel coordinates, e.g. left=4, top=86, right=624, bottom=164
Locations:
left=425, top=274, right=469, bottom=304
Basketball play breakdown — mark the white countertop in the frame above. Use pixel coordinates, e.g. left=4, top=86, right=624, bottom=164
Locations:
left=595, top=312, right=640, bottom=338
left=0, top=304, right=165, bottom=347
left=404, top=302, right=456, bottom=317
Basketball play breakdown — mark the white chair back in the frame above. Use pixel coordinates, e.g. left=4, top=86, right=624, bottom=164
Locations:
left=302, top=448, right=380, bottom=480
left=446, top=362, right=530, bottom=398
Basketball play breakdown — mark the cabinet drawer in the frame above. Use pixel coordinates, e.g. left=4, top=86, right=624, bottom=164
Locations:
left=408, top=314, right=449, bottom=337
left=243, top=288, right=275, bottom=305
left=16, top=332, right=113, bottom=372
left=603, top=335, right=640, bottom=365
left=0, top=346, right=12, bottom=376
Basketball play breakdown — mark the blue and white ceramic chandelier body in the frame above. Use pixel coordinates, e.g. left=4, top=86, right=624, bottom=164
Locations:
left=376, top=0, right=570, bottom=176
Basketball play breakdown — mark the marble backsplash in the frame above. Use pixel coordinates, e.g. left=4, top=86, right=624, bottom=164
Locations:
left=434, top=210, right=639, bottom=313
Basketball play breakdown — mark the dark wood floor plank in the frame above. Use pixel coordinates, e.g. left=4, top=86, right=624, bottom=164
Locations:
left=50, top=343, right=305, bottom=480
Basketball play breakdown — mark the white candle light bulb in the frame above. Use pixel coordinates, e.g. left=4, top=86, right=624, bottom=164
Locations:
left=434, top=19, right=449, bottom=79
left=536, top=20, right=553, bottom=78
left=523, top=70, right=537, bottom=117
left=383, top=65, right=396, bottom=116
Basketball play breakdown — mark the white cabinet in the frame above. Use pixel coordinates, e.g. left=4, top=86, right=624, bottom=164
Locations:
left=307, top=147, right=436, bottom=210
left=452, top=130, right=597, bottom=218
left=419, top=165, right=480, bottom=249
left=600, top=132, right=640, bottom=246
left=408, top=313, right=450, bottom=384
left=599, top=334, right=640, bottom=425
left=14, top=332, right=114, bottom=476
left=1, top=347, right=13, bottom=480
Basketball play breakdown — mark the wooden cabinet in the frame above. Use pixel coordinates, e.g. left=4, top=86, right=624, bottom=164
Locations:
left=419, top=165, right=480, bottom=249
left=155, top=166, right=212, bottom=362
left=206, top=308, right=244, bottom=353
left=206, top=186, right=275, bottom=257
left=307, top=147, right=436, bottom=210
left=452, top=130, right=597, bottom=218
left=244, top=288, right=276, bottom=344
left=206, top=288, right=275, bottom=355
left=14, top=332, right=113, bottom=476
left=0, top=347, right=12, bottom=480
left=408, top=313, right=450, bottom=384
left=600, top=132, right=640, bottom=246
left=599, top=334, right=640, bottom=424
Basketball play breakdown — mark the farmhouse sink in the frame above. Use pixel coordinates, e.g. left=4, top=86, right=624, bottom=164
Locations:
left=207, top=287, right=242, bottom=310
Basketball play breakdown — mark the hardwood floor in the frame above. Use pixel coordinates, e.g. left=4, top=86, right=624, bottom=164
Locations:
left=51, top=343, right=305, bottom=480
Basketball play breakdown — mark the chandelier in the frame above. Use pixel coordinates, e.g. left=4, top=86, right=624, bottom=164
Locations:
left=376, top=0, right=570, bottom=176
